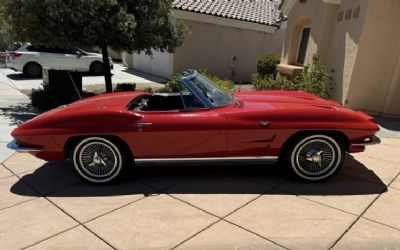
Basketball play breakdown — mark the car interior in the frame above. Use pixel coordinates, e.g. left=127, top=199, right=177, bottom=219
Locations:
left=127, top=93, right=205, bottom=111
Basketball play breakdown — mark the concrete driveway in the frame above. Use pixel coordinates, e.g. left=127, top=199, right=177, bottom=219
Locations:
left=1, top=66, right=400, bottom=249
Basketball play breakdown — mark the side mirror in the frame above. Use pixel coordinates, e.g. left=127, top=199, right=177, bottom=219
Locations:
left=76, top=50, right=82, bottom=58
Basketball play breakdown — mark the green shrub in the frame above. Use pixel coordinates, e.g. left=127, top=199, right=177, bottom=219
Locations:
left=256, top=55, right=280, bottom=78
left=252, top=74, right=297, bottom=91
left=199, top=69, right=235, bottom=92
left=294, top=54, right=334, bottom=99
left=30, top=88, right=55, bottom=111
left=115, top=83, right=136, bottom=92
left=137, top=86, right=154, bottom=93
left=30, top=83, right=95, bottom=111
left=154, top=87, right=170, bottom=93
left=166, top=69, right=235, bottom=93
left=252, top=54, right=333, bottom=99
left=166, top=73, right=181, bottom=92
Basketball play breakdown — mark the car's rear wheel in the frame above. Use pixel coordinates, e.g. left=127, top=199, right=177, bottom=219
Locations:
left=69, top=137, right=128, bottom=183
left=23, top=62, right=42, bottom=78
left=284, top=134, right=344, bottom=181
left=90, top=61, right=104, bottom=75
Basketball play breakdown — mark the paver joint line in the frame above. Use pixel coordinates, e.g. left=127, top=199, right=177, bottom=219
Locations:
left=82, top=195, right=151, bottom=224
left=0, top=151, right=16, bottom=165
left=79, top=177, right=183, bottom=225
left=1, top=162, right=118, bottom=250
left=167, top=180, right=291, bottom=250
left=328, top=169, right=400, bottom=249
left=20, top=224, right=81, bottom=250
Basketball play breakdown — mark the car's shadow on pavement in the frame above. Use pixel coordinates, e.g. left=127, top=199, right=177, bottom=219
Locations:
left=11, top=154, right=387, bottom=197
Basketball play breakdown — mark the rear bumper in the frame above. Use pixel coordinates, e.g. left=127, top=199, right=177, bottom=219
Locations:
left=351, top=135, right=381, bottom=146
left=5, top=61, right=23, bottom=72
left=7, top=140, right=42, bottom=153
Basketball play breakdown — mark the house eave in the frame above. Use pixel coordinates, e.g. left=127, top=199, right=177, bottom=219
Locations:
left=172, top=10, right=278, bottom=33
left=280, top=0, right=297, bottom=16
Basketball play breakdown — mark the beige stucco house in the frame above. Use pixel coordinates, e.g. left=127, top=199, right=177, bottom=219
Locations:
left=123, top=0, right=286, bottom=82
left=278, top=0, right=400, bottom=117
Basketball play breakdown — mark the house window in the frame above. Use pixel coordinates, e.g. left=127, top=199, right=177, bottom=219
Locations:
left=297, top=27, right=310, bottom=65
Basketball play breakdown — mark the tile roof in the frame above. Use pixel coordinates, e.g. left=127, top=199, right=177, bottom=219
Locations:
left=172, top=0, right=285, bottom=27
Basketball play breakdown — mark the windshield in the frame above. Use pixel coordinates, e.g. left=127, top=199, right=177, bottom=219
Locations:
left=189, top=74, right=233, bottom=108
left=7, top=42, right=23, bottom=51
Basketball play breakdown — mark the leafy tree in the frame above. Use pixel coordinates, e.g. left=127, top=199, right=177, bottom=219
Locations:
left=0, top=0, right=6, bottom=31
left=3, top=0, right=187, bottom=92
left=0, top=0, right=8, bottom=51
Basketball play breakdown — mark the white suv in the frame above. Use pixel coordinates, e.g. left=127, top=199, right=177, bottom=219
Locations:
left=6, top=44, right=113, bottom=77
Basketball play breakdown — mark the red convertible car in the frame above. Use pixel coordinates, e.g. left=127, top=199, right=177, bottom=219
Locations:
left=8, top=70, right=380, bottom=183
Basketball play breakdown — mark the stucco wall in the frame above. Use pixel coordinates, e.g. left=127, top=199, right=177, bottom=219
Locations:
left=173, top=20, right=285, bottom=82
left=282, top=0, right=400, bottom=116
left=281, top=0, right=326, bottom=66
left=346, top=0, right=400, bottom=116
left=133, top=50, right=174, bottom=79
left=281, top=0, right=369, bottom=104
left=326, top=0, right=369, bottom=103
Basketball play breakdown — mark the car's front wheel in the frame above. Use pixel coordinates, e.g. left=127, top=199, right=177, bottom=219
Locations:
left=89, top=61, right=104, bottom=75
left=69, top=137, right=128, bottom=183
left=284, top=134, right=345, bottom=181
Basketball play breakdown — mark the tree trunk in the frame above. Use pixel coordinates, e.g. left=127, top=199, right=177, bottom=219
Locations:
left=101, top=45, right=113, bottom=93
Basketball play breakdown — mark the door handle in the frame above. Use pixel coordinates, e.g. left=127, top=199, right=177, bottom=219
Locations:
left=137, top=122, right=153, bottom=128
left=259, top=121, right=269, bottom=127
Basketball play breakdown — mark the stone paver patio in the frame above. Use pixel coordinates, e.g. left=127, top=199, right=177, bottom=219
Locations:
left=1, top=137, right=400, bottom=249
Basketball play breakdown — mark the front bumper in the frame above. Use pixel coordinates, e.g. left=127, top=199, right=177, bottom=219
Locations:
left=7, top=140, right=42, bottom=153
left=351, top=135, right=381, bottom=146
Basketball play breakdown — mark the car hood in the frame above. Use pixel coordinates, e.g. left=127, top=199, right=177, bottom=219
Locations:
left=85, top=52, right=102, bottom=57
left=234, top=90, right=354, bottom=111
left=234, top=91, right=339, bottom=108
left=233, top=91, right=375, bottom=122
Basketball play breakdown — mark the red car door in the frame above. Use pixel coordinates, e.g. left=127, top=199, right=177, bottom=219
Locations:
left=221, top=103, right=276, bottom=157
left=133, top=109, right=227, bottom=158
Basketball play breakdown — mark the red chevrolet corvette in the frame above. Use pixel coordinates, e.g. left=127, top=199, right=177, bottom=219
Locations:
left=8, top=70, right=380, bottom=183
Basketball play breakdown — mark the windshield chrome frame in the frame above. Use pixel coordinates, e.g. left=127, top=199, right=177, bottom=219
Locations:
left=180, top=70, right=234, bottom=109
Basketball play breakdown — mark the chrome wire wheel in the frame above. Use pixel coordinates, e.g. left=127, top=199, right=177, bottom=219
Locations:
left=72, top=137, right=123, bottom=183
left=289, top=135, right=343, bottom=181
left=79, top=142, right=118, bottom=178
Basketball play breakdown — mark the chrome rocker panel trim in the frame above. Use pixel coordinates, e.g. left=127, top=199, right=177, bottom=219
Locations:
left=7, top=140, right=41, bottom=153
left=352, top=135, right=381, bottom=146
left=135, top=156, right=279, bottom=163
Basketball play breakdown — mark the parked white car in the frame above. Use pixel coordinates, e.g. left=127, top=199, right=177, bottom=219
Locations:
left=6, top=44, right=113, bottom=77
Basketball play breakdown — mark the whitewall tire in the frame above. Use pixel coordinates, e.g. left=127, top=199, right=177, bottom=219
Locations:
left=70, top=137, right=127, bottom=183
left=286, top=134, right=344, bottom=181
